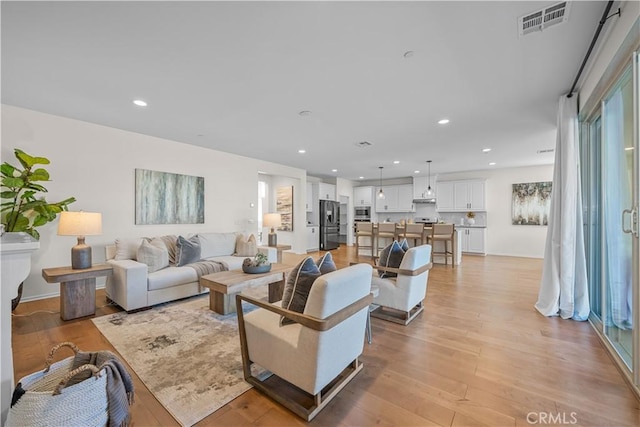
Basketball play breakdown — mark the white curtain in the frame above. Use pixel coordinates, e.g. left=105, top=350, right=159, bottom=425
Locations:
left=535, top=95, right=590, bottom=320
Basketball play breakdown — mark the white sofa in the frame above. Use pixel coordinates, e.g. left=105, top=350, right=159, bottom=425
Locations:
left=105, top=232, right=277, bottom=311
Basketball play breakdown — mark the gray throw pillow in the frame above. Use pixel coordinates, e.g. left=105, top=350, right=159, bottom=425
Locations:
left=175, top=235, right=201, bottom=267
left=316, top=252, right=337, bottom=275
left=399, top=238, right=410, bottom=252
left=280, top=257, right=321, bottom=326
left=377, top=240, right=405, bottom=278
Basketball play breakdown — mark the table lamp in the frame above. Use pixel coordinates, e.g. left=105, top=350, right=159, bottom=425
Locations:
left=57, top=211, right=103, bottom=269
left=263, top=213, right=282, bottom=247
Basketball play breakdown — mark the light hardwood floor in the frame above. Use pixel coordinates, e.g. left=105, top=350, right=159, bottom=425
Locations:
left=11, top=246, right=640, bottom=426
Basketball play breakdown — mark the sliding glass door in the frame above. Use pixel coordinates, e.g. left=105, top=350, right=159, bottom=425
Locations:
left=601, top=64, right=635, bottom=368
left=581, top=51, right=639, bottom=384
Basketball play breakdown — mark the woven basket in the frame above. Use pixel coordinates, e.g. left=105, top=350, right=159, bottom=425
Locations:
left=6, top=342, right=109, bottom=427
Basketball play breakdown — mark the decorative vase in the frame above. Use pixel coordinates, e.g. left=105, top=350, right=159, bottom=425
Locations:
left=466, top=217, right=475, bottom=225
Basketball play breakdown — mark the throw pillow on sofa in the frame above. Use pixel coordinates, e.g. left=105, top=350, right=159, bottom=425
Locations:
left=176, top=235, right=201, bottom=266
left=377, top=240, right=405, bottom=278
left=235, top=234, right=258, bottom=257
left=280, top=256, right=321, bottom=326
left=316, top=252, right=337, bottom=274
left=155, top=234, right=178, bottom=265
left=137, top=239, right=170, bottom=273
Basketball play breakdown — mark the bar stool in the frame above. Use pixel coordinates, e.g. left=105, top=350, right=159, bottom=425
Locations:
left=427, top=224, right=455, bottom=267
left=355, top=222, right=374, bottom=257
left=403, top=223, right=427, bottom=247
left=375, top=223, right=397, bottom=256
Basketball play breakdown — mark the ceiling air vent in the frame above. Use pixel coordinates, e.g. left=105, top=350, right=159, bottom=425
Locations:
left=519, top=2, right=570, bottom=37
left=355, top=141, right=373, bottom=148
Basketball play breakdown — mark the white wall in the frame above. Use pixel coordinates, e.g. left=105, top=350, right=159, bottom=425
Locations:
left=580, top=2, right=639, bottom=110
left=269, top=175, right=304, bottom=250
left=437, top=165, right=554, bottom=258
left=2, top=105, right=307, bottom=300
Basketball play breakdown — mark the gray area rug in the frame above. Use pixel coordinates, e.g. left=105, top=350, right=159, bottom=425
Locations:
left=92, top=293, right=264, bottom=426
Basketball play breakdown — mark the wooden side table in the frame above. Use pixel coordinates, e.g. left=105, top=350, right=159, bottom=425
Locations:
left=42, top=264, right=112, bottom=320
left=269, top=244, right=291, bottom=263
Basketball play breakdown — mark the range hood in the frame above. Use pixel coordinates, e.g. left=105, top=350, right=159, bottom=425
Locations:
left=413, top=198, right=436, bottom=204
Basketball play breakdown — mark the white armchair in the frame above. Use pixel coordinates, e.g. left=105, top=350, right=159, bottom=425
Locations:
left=235, top=263, right=373, bottom=421
left=371, top=244, right=432, bottom=325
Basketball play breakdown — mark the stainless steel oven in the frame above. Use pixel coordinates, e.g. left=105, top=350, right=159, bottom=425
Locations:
left=354, top=206, right=371, bottom=221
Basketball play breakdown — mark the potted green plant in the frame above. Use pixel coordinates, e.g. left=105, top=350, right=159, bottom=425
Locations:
left=1, top=148, right=76, bottom=309
left=242, top=252, right=272, bottom=274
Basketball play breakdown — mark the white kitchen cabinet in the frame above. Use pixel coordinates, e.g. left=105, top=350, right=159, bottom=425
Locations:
left=375, top=186, right=396, bottom=212
left=458, top=227, right=486, bottom=254
left=375, top=185, right=414, bottom=213
left=353, top=186, right=373, bottom=206
left=397, top=185, right=414, bottom=211
left=437, top=180, right=485, bottom=212
left=306, top=226, right=319, bottom=252
left=306, top=182, right=313, bottom=212
left=436, top=181, right=455, bottom=211
left=317, top=183, right=336, bottom=201
left=413, top=176, right=435, bottom=200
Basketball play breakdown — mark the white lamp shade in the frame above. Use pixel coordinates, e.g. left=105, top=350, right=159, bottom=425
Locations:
left=263, top=213, right=282, bottom=228
left=57, top=211, right=103, bottom=236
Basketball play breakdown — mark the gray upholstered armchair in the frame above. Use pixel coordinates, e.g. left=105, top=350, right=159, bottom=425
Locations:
left=235, top=263, right=373, bottom=421
left=371, top=244, right=433, bottom=325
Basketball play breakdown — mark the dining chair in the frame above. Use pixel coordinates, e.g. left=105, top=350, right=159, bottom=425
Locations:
left=427, top=224, right=455, bottom=267
left=355, top=222, right=374, bottom=258
left=403, top=223, right=427, bottom=247
left=375, top=223, right=397, bottom=256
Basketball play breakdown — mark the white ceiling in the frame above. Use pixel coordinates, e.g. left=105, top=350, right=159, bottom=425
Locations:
left=1, top=1, right=607, bottom=180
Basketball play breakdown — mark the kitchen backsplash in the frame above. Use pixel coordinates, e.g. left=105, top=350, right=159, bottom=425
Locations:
left=439, top=211, right=487, bottom=227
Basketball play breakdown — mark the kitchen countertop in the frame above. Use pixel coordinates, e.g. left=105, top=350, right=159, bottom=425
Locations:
left=455, top=225, right=487, bottom=228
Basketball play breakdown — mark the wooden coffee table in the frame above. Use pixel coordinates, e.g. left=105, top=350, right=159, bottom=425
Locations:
left=199, top=263, right=292, bottom=315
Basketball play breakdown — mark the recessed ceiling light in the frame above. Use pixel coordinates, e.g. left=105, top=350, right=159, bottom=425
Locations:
left=298, top=110, right=311, bottom=116
left=359, top=176, right=364, bottom=179
left=482, top=148, right=492, bottom=153
left=489, top=162, right=496, bottom=166
left=414, top=170, right=420, bottom=174
left=393, top=160, right=400, bottom=164
left=133, top=99, right=147, bottom=107
left=403, top=51, right=414, bottom=58
left=298, top=149, right=306, bottom=154
left=331, top=169, right=338, bottom=173
left=438, top=119, right=450, bottom=125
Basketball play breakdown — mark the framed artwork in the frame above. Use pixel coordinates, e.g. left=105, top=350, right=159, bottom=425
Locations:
left=135, top=169, right=204, bottom=224
left=512, top=181, right=552, bottom=226
left=276, top=186, right=293, bottom=231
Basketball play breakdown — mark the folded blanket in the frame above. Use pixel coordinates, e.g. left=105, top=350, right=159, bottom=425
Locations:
left=70, top=351, right=134, bottom=427
left=187, top=260, right=228, bottom=291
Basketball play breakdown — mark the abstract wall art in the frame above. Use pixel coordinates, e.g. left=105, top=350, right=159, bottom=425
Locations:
left=135, top=169, right=204, bottom=224
left=512, top=181, right=552, bottom=226
left=276, top=186, right=293, bottom=231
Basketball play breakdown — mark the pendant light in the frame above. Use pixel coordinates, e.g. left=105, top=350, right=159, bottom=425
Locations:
left=377, top=166, right=385, bottom=199
left=426, top=160, right=433, bottom=196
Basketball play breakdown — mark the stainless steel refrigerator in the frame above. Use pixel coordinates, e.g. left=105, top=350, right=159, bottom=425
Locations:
left=319, top=200, right=340, bottom=250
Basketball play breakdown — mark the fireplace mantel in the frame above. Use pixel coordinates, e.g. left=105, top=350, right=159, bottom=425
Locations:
left=1, top=232, right=39, bottom=424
